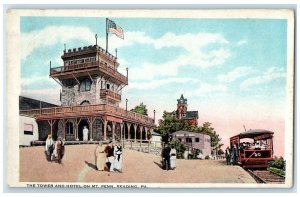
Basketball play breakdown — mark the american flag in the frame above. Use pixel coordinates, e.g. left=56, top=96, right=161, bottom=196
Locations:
left=107, top=19, right=124, bottom=39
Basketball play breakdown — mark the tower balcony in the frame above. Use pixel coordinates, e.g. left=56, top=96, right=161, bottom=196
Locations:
left=100, top=89, right=121, bottom=103
left=50, top=61, right=128, bottom=86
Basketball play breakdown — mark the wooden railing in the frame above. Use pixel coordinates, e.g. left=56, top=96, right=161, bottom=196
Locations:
left=100, top=89, right=121, bottom=101
left=50, top=61, right=128, bottom=84
left=20, top=104, right=154, bottom=125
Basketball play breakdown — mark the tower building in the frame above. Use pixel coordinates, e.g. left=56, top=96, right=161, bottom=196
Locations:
left=169, top=94, right=199, bottom=126
left=20, top=43, right=155, bottom=142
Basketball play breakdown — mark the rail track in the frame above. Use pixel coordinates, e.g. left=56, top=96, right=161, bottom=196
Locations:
left=248, top=169, right=285, bottom=184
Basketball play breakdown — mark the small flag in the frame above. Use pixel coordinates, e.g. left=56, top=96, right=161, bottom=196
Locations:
left=107, top=18, right=124, bottom=39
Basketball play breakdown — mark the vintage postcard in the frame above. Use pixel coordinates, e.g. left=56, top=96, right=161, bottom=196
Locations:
left=6, top=9, right=294, bottom=189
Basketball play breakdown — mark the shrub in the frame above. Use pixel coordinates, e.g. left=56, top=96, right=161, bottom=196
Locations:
left=205, top=155, right=210, bottom=160
left=191, top=149, right=201, bottom=159
left=268, top=167, right=285, bottom=176
left=269, top=156, right=285, bottom=170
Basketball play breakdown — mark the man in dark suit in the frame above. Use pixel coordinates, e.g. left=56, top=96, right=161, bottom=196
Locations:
left=162, top=144, right=171, bottom=170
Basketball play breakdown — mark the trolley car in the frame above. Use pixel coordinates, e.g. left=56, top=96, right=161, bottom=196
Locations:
left=230, top=129, right=274, bottom=169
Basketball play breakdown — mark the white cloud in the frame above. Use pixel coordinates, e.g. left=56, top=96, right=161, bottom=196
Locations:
left=184, top=81, right=227, bottom=97
left=21, top=75, right=56, bottom=86
left=129, top=77, right=199, bottom=90
left=217, top=66, right=251, bottom=83
left=237, top=39, right=247, bottom=46
left=240, top=67, right=286, bottom=89
left=21, top=26, right=95, bottom=60
left=153, top=32, right=228, bottom=52
left=110, top=31, right=231, bottom=80
left=22, top=26, right=231, bottom=81
left=108, top=31, right=228, bottom=53
left=130, top=47, right=231, bottom=80
left=197, top=82, right=227, bottom=94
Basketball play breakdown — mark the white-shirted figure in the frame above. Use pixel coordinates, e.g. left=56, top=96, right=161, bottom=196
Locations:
left=45, top=134, right=54, bottom=161
left=113, top=143, right=123, bottom=172
left=170, top=146, right=177, bottom=169
left=83, top=126, right=89, bottom=141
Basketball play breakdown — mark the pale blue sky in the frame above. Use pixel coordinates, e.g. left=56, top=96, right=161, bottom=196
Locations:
left=20, top=17, right=288, bottom=155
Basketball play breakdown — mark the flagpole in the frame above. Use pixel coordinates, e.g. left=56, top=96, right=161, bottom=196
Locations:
left=106, top=18, right=108, bottom=52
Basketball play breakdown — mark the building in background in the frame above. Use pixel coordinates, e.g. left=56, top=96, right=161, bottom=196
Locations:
left=150, top=130, right=162, bottom=147
left=168, top=94, right=199, bottom=126
left=172, top=130, right=211, bottom=157
left=19, top=96, right=58, bottom=146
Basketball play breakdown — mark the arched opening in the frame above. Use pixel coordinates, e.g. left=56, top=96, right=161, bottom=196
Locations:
left=124, top=123, right=129, bottom=140
left=142, top=127, right=146, bottom=142
left=78, top=119, right=89, bottom=141
left=130, top=125, right=135, bottom=140
left=136, top=126, right=142, bottom=142
left=115, top=123, right=122, bottom=142
left=80, top=100, right=90, bottom=105
left=106, top=122, right=112, bottom=141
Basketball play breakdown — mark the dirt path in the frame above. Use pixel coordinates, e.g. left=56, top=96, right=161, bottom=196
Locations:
left=20, top=145, right=256, bottom=183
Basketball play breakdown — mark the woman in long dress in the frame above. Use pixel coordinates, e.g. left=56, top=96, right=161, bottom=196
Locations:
left=95, top=142, right=106, bottom=171
left=113, top=143, right=123, bottom=172
left=170, top=146, right=177, bottom=170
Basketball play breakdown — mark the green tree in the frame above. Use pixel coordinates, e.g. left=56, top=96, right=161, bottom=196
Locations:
left=198, top=122, right=223, bottom=151
left=156, top=111, right=187, bottom=143
left=156, top=113, right=223, bottom=152
left=131, top=102, right=148, bottom=116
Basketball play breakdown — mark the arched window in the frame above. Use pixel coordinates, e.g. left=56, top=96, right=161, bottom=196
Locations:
left=80, top=79, right=92, bottom=92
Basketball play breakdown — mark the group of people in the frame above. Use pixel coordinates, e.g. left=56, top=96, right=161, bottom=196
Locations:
left=225, top=145, right=238, bottom=165
left=45, top=135, right=65, bottom=164
left=161, top=144, right=177, bottom=170
left=95, top=141, right=123, bottom=172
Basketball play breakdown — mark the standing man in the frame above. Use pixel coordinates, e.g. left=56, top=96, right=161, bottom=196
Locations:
left=232, top=144, right=238, bottom=165
left=104, top=141, right=115, bottom=172
left=83, top=126, right=89, bottom=141
left=225, top=146, right=231, bottom=165
left=162, top=144, right=171, bottom=170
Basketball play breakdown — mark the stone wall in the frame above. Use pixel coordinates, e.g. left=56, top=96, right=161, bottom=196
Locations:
left=61, top=76, right=121, bottom=107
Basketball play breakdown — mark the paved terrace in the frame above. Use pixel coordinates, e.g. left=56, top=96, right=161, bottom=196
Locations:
left=20, top=145, right=257, bottom=184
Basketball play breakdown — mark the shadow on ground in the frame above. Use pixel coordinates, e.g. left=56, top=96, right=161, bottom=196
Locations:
left=85, top=161, right=97, bottom=170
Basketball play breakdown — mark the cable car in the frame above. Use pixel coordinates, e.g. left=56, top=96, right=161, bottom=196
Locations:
left=230, top=129, right=274, bottom=169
